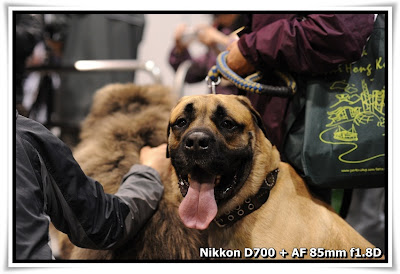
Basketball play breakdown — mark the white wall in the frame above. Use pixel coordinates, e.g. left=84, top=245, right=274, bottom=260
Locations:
left=135, top=14, right=211, bottom=98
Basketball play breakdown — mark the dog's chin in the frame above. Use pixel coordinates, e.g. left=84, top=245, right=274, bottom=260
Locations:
left=177, top=159, right=251, bottom=204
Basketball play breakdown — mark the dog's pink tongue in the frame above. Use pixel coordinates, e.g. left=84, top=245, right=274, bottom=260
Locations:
left=178, top=170, right=217, bottom=230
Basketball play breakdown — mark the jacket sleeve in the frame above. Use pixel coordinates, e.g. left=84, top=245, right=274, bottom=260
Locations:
left=43, top=163, right=163, bottom=250
left=237, top=14, right=375, bottom=74
left=19, top=115, right=163, bottom=250
left=113, top=164, right=163, bottom=246
left=169, top=46, right=217, bottom=83
left=169, top=46, right=192, bottom=71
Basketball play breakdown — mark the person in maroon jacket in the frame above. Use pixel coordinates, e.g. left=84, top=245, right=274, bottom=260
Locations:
left=225, top=14, right=375, bottom=150
left=225, top=13, right=385, bottom=253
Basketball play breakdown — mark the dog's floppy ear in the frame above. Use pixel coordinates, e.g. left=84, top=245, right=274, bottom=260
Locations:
left=236, top=96, right=270, bottom=142
left=166, top=123, right=170, bottom=158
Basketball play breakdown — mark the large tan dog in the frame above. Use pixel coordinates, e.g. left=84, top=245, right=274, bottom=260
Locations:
left=167, top=94, right=383, bottom=260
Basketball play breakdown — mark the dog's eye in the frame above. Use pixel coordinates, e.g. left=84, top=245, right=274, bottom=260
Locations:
left=175, top=118, right=187, bottom=128
left=221, top=119, right=236, bottom=130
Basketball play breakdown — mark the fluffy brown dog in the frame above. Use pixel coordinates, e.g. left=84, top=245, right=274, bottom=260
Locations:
left=58, top=83, right=207, bottom=260
left=167, top=94, right=383, bottom=260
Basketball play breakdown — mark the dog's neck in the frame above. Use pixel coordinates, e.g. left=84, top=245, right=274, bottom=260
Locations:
left=213, top=168, right=279, bottom=228
left=212, top=130, right=281, bottom=228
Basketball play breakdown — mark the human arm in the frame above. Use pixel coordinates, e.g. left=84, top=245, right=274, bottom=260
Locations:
left=228, top=14, right=375, bottom=75
left=115, top=144, right=170, bottom=241
left=169, top=23, right=230, bottom=83
left=196, top=24, right=232, bottom=50
left=169, top=24, right=193, bottom=71
left=139, top=144, right=171, bottom=180
left=15, top=114, right=164, bottom=258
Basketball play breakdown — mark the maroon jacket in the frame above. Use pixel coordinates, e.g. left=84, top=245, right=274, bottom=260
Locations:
left=236, top=14, right=375, bottom=149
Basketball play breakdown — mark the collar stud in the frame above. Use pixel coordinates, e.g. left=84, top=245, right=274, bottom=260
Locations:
left=214, top=168, right=279, bottom=228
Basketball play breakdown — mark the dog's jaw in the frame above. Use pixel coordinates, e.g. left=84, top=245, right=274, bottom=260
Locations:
left=174, top=157, right=253, bottom=230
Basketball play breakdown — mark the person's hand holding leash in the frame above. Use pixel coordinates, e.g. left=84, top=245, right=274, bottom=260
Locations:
left=226, top=40, right=256, bottom=77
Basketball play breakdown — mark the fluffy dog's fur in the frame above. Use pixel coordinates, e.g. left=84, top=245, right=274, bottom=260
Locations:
left=57, top=83, right=207, bottom=260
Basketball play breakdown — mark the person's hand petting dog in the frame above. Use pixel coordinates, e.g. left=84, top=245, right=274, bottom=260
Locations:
left=140, top=144, right=171, bottom=180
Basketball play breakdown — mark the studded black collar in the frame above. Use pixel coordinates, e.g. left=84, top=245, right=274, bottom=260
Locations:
left=214, top=168, right=279, bottom=228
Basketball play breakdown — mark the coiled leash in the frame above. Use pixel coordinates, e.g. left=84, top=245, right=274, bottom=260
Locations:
left=206, top=51, right=297, bottom=97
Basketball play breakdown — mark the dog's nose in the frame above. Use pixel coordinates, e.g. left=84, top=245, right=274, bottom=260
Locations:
left=185, top=131, right=211, bottom=152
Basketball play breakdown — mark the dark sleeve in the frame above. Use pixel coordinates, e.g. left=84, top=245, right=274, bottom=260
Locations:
left=169, top=46, right=216, bottom=83
left=15, top=133, right=54, bottom=260
left=169, top=46, right=192, bottom=71
left=114, top=165, right=163, bottom=242
left=17, top=115, right=163, bottom=251
left=237, top=14, right=375, bottom=74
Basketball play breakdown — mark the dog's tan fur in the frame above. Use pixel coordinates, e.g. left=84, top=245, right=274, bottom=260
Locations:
left=168, top=94, right=380, bottom=260
left=57, top=83, right=207, bottom=260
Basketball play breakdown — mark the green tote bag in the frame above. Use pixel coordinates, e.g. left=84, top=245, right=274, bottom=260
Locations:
left=283, top=14, right=386, bottom=189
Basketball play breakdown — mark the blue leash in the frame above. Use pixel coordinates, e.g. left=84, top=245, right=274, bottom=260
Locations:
left=207, top=51, right=296, bottom=97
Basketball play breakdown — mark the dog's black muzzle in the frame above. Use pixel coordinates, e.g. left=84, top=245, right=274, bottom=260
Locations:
left=171, top=128, right=227, bottom=176
left=170, top=126, right=254, bottom=203
left=183, top=128, right=215, bottom=155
